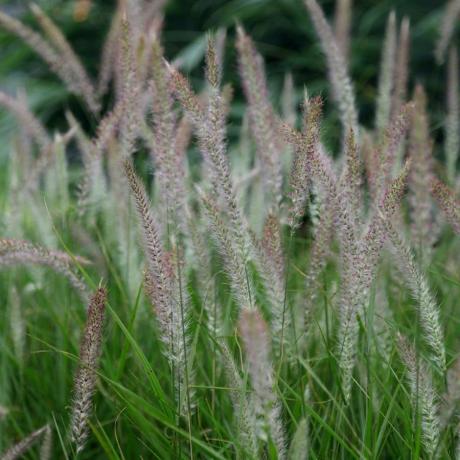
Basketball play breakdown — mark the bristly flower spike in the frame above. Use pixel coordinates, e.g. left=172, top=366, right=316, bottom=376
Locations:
left=445, top=46, right=459, bottom=185
left=391, top=17, right=410, bottom=119
left=70, top=288, right=107, bottom=454
left=435, top=0, right=460, bottom=64
left=304, top=0, right=358, bottom=138
left=236, top=25, right=283, bottom=208
left=375, top=11, right=397, bottom=134
left=397, top=334, right=441, bottom=458
left=0, top=425, right=49, bottom=460
left=431, top=178, right=460, bottom=235
left=239, top=308, right=286, bottom=458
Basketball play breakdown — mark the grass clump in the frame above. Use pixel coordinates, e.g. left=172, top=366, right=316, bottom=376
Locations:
left=0, top=1, right=460, bottom=459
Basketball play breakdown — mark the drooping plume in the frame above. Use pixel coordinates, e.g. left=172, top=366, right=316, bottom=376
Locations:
left=0, top=238, right=89, bottom=302
left=0, top=8, right=98, bottom=113
left=29, top=3, right=99, bottom=114
left=0, top=425, right=49, bottom=460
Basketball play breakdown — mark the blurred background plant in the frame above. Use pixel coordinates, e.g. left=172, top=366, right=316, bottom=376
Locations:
left=0, top=0, right=452, bottom=158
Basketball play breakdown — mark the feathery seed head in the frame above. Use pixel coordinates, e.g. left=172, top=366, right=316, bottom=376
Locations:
left=70, top=287, right=107, bottom=453
left=206, top=34, right=220, bottom=88
left=397, top=333, right=440, bottom=457
left=304, top=0, right=358, bottom=137
left=0, top=425, right=48, bottom=460
left=376, top=10, right=397, bottom=133
left=239, top=308, right=286, bottom=456
left=435, top=0, right=460, bottom=64
left=431, top=177, right=460, bottom=235
left=391, top=17, right=410, bottom=119
left=446, top=46, right=459, bottom=184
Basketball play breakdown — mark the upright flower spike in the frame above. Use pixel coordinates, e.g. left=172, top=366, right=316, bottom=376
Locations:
left=288, top=418, right=309, bottom=460
left=337, top=162, right=410, bottom=402
left=376, top=102, right=414, bottom=201
left=123, top=158, right=193, bottom=416
left=338, top=128, right=362, bottom=230
left=261, top=213, right=285, bottom=288
left=287, top=96, right=322, bottom=230
left=66, top=112, right=107, bottom=219
left=249, top=212, right=288, bottom=355
left=304, top=0, right=358, bottom=138
left=397, top=334, right=440, bottom=458
left=198, top=188, right=253, bottom=310
left=431, top=178, right=460, bottom=235
left=361, top=132, right=380, bottom=202
left=21, top=127, right=76, bottom=196
left=149, top=35, right=187, bottom=236
left=333, top=0, right=352, bottom=63
left=118, top=15, right=141, bottom=157
left=446, top=46, right=459, bottom=185
left=9, top=287, right=25, bottom=365
left=385, top=221, right=446, bottom=373
left=93, top=100, right=126, bottom=153
left=335, top=131, right=362, bottom=328
left=97, top=8, right=121, bottom=96
left=391, top=17, right=410, bottom=119
left=168, top=64, right=204, bottom=124
left=281, top=98, right=337, bottom=330
left=375, top=11, right=397, bottom=134
left=206, top=33, right=221, bottom=88
left=219, top=341, right=258, bottom=458
left=239, top=308, right=286, bottom=458
left=364, top=159, right=411, bottom=275
left=303, top=188, right=335, bottom=330
left=186, top=207, right=222, bottom=336
left=122, top=158, right=174, bottom=336
left=169, top=47, right=252, bottom=313
left=435, top=0, right=460, bottom=64
left=281, top=73, right=296, bottom=127
left=170, top=49, right=243, bottom=247
left=236, top=25, right=283, bottom=208
left=70, top=288, right=107, bottom=454
left=282, top=97, right=337, bottom=204
left=408, top=86, right=435, bottom=264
